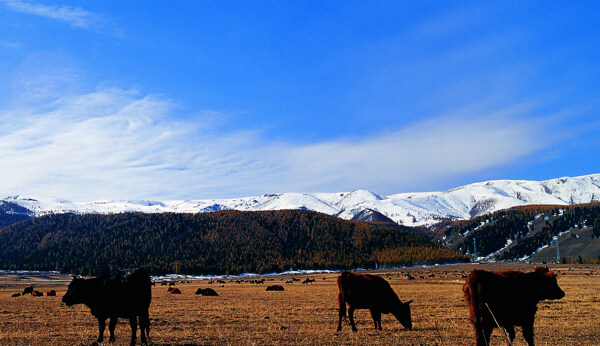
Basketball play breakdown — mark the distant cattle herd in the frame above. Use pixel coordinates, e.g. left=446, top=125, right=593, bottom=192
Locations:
left=11, top=266, right=566, bottom=345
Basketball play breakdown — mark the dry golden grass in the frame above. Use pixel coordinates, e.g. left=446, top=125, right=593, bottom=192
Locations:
left=1, top=263, right=599, bottom=345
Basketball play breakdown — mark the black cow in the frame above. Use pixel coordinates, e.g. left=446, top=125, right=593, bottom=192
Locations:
left=62, top=268, right=152, bottom=345
left=266, top=285, right=284, bottom=291
left=22, top=285, right=34, bottom=295
left=337, top=271, right=413, bottom=332
left=195, top=288, right=219, bottom=296
left=463, top=266, right=565, bottom=346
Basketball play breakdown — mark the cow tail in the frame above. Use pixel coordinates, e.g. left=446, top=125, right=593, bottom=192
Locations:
left=337, top=275, right=347, bottom=319
left=463, top=272, right=484, bottom=325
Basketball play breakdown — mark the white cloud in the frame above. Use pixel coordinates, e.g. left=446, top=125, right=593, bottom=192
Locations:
left=0, top=88, right=555, bottom=201
left=1, top=0, right=105, bottom=29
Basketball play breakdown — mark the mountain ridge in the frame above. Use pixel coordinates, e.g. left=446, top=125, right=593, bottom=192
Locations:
left=3, top=174, right=600, bottom=227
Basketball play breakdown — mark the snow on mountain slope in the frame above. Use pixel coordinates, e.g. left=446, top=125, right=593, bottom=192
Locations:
left=3, top=174, right=600, bottom=227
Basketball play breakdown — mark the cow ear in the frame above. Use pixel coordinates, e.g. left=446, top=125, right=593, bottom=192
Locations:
left=405, top=300, right=413, bottom=305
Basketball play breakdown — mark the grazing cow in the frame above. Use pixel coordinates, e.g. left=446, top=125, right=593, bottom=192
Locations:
left=22, top=285, right=34, bottom=295
left=195, top=288, right=219, bottom=296
left=302, top=278, right=315, bottom=284
left=62, top=268, right=152, bottom=345
left=47, top=290, right=57, bottom=296
left=266, top=285, right=284, bottom=291
left=463, top=266, right=565, bottom=346
left=337, top=271, right=413, bottom=332
left=160, top=281, right=168, bottom=286
left=32, top=291, right=44, bottom=296
left=167, top=287, right=182, bottom=294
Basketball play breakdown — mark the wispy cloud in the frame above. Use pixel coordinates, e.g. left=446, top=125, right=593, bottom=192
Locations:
left=1, top=0, right=103, bottom=29
left=0, top=88, right=558, bottom=201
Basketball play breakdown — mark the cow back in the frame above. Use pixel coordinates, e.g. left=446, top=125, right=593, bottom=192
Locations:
left=338, top=272, right=402, bottom=312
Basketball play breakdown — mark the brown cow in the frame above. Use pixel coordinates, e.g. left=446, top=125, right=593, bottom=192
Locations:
left=47, top=290, right=57, bottom=296
left=265, top=285, right=284, bottom=291
left=32, top=291, right=44, bottom=296
left=463, top=266, right=565, bottom=346
left=337, top=271, right=413, bottom=332
left=167, top=287, right=181, bottom=294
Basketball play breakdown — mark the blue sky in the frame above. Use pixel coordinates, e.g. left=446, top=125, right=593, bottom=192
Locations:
left=0, top=1, right=599, bottom=201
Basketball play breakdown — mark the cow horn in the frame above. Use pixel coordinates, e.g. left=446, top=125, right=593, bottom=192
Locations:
left=405, top=300, right=413, bottom=304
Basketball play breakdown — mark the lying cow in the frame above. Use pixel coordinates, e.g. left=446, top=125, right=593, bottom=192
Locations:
left=195, top=288, right=219, bottom=296
left=167, top=287, right=182, bottom=294
left=265, top=285, right=284, bottom=291
left=337, top=271, right=413, bottom=332
left=463, top=266, right=565, bottom=346
left=62, top=268, right=152, bottom=345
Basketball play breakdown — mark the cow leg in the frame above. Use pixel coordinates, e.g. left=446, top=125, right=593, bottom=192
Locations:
left=139, top=312, right=150, bottom=345
left=97, top=318, right=106, bottom=343
left=473, top=323, right=493, bottom=346
left=108, top=316, right=118, bottom=342
left=506, top=326, right=516, bottom=343
left=522, top=321, right=535, bottom=346
left=337, top=296, right=346, bottom=332
left=369, top=309, right=382, bottom=330
left=348, top=307, right=358, bottom=332
left=129, top=316, right=138, bottom=346
left=481, top=326, right=494, bottom=346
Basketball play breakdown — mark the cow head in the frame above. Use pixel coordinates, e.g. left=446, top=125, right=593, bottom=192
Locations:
left=534, top=266, right=565, bottom=300
left=62, top=277, right=86, bottom=306
left=392, top=299, right=413, bottom=330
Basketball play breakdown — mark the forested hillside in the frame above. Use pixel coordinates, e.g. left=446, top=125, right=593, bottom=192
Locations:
left=0, top=210, right=467, bottom=275
left=433, top=203, right=600, bottom=261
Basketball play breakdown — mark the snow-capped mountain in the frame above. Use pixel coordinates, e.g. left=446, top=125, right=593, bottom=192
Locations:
left=3, top=174, right=600, bottom=227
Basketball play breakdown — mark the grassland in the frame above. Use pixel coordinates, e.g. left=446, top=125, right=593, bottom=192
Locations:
left=1, top=263, right=599, bottom=345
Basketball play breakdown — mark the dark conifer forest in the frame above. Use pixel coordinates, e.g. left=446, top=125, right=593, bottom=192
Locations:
left=435, top=203, right=600, bottom=261
left=0, top=209, right=467, bottom=275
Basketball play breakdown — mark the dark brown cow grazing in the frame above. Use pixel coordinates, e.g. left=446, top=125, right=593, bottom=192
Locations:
left=62, top=268, right=152, bottom=346
left=463, top=266, right=565, bottom=346
left=337, top=271, right=413, bottom=332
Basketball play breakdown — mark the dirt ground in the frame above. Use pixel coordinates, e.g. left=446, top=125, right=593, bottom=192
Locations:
left=0, top=263, right=598, bottom=345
